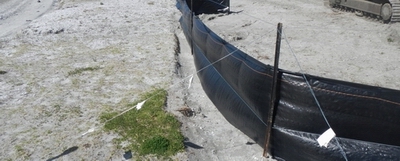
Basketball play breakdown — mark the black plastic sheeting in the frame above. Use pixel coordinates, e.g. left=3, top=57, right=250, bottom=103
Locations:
left=184, top=0, right=229, bottom=15
left=177, top=0, right=400, bottom=160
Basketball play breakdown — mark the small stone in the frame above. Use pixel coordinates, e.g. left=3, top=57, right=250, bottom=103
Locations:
left=123, top=150, right=132, bottom=159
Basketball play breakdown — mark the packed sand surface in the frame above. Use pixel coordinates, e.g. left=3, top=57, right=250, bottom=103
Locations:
left=0, top=0, right=268, bottom=160
left=0, top=0, right=55, bottom=37
left=199, top=0, right=400, bottom=90
left=0, top=0, right=399, bottom=160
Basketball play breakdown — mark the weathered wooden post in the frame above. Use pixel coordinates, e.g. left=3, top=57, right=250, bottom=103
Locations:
left=263, top=22, right=283, bottom=158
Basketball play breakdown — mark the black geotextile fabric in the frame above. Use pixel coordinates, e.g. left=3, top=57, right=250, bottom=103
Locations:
left=177, top=0, right=400, bottom=160
left=184, top=0, right=228, bottom=15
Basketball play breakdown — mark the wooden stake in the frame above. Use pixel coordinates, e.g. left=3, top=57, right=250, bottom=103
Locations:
left=263, top=22, right=283, bottom=158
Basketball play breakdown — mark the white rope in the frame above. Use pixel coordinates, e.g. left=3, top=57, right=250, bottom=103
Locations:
left=80, top=13, right=275, bottom=137
left=81, top=3, right=349, bottom=160
left=281, top=29, right=349, bottom=161
left=198, top=0, right=349, bottom=159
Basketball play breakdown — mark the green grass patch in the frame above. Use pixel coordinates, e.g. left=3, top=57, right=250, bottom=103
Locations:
left=100, top=89, right=184, bottom=157
left=68, top=66, right=100, bottom=76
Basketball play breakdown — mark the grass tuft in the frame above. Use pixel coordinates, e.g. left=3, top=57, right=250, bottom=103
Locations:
left=100, top=89, right=184, bottom=157
left=141, top=135, right=170, bottom=155
left=68, top=66, right=100, bottom=76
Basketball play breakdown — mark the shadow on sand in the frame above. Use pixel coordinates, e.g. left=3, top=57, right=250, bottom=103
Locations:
left=46, top=146, right=78, bottom=161
left=184, top=141, right=203, bottom=149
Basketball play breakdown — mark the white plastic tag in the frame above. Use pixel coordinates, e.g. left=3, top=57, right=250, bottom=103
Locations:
left=136, top=100, right=146, bottom=110
left=81, top=128, right=95, bottom=136
left=217, top=7, right=230, bottom=12
left=188, top=75, right=193, bottom=89
left=317, top=128, right=336, bottom=147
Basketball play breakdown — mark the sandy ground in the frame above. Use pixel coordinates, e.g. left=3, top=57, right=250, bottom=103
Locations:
left=0, top=0, right=269, bottom=160
left=168, top=26, right=270, bottom=161
left=1, top=0, right=399, bottom=160
left=199, top=0, right=400, bottom=90
left=0, top=0, right=55, bottom=37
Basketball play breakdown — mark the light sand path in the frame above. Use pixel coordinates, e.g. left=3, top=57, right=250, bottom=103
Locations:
left=0, top=0, right=55, bottom=37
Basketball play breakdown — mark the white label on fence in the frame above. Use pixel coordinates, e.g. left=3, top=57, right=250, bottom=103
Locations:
left=317, top=128, right=336, bottom=147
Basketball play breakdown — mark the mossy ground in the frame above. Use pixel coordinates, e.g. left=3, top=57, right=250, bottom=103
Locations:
left=100, top=89, right=184, bottom=158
